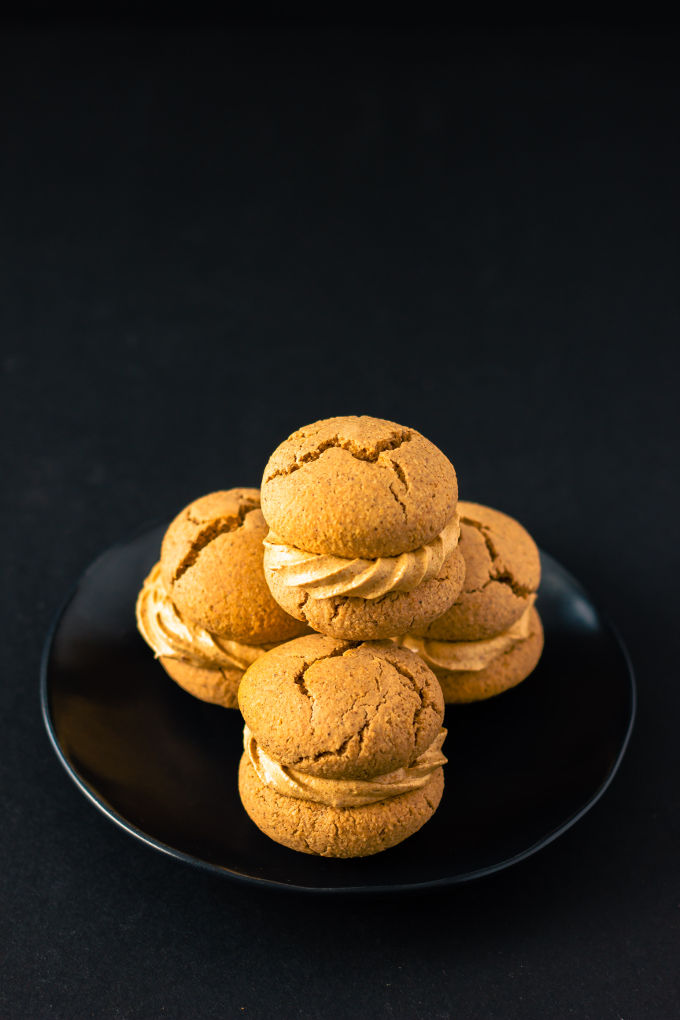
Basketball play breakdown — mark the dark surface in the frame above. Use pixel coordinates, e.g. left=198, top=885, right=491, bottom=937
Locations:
left=2, top=21, right=679, bottom=1019
left=43, top=532, right=635, bottom=891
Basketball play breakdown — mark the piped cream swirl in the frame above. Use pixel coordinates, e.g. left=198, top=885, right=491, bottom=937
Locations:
left=136, top=564, right=275, bottom=671
left=400, top=600, right=536, bottom=673
left=263, top=513, right=460, bottom=601
left=244, top=727, right=447, bottom=808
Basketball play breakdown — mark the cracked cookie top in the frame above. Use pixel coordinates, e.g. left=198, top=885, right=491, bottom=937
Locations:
left=411, top=501, right=541, bottom=641
left=238, top=634, right=445, bottom=780
left=159, top=489, right=309, bottom=644
left=260, top=416, right=458, bottom=559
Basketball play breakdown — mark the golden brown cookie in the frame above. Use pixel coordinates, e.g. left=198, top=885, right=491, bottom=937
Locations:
left=237, top=634, right=447, bottom=857
left=410, top=606, right=544, bottom=703
left=412, top=501, right=541, bottom=642
left=261, top=416, right=458, bottom=558
left=159, top=656, right=243, bottom=709
left=260, top=416, right=463, bottom=639
left=239, top=635, right=444, bottom=777
left=238, top=754, right=444, bottom=857
left=160, top=490, right=306, bottom=643
left=265, top=547, right=466, bottom=642
left=137, top=561, right=293, bottom=709
left=136, top=489, right=308, bottom=709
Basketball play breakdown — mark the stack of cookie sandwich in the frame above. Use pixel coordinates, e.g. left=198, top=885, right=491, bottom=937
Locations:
left=239, top=416, right=464, bottom=856
left=135, top=415, right=544, bottom=858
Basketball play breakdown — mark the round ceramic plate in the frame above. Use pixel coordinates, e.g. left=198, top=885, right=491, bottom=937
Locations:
left=41, top=524, right=635, bottom=893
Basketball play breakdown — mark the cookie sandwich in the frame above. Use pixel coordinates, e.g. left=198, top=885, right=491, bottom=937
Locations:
left=402, top=501, right=543, bottom=703
left=238, top=634, right=447, bottom=857
left=260, top=415, right=466, bottom=640
left=136, top=489, right=308, bottom=708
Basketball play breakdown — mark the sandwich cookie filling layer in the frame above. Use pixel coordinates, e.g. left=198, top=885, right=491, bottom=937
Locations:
left=244, top=726, right=447, bottom=808
left=401, top=598, right=536, bottom=672
left=263, top=513, right=460, bottom=601
left=136, top=564, right=276, bottom=671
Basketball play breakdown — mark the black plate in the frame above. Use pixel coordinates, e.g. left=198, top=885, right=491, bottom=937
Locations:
left=41, top=524, right=635, bottom=893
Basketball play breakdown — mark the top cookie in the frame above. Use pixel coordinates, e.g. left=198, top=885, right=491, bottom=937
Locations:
left=260, top=416, right=458, bottom=558
left=411, top=501, right=541, bottom=641
left=238, top=634, right=445, bottom=780
left=160, top=489, right=308, bottom=645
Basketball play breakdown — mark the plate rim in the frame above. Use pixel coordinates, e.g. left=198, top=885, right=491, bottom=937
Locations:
left=40, top=527, right=637, bottom=895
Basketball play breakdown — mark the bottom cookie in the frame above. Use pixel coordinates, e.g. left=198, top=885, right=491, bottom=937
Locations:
left=238, top=754, right=444, bottom=858
left=435, top=608, right=544, bottom=703
left=265, top=549, right=466, bottom=641
left=159, top=656, right=242, bottom=709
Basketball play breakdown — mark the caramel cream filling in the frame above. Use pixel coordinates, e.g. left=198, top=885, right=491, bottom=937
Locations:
left=263, top=513, right=460, bottom=601
left=244, top=727, right=447, bottom=808
left=136, top=563, right=276, bottom=671
left=400, top=599, right=536, bottom=673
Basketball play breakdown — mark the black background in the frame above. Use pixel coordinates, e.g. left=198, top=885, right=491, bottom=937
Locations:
left=2, top=18, right=679, bottom=1019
